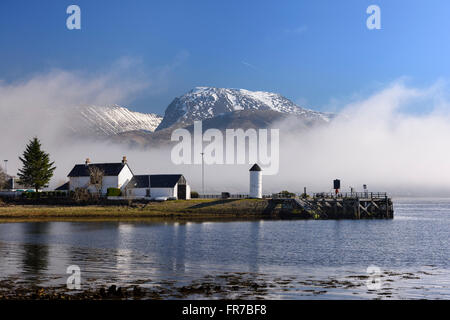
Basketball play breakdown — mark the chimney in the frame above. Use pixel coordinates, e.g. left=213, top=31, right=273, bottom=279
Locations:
left=122, top=156, right=127, bottom=164
left=85, top=158, right=90, bottom=166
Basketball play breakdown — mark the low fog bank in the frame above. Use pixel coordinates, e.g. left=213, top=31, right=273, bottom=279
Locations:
left=272, top=81, right=450, bottom=196
left=1, top=67, right=450, bottom=196
left=129, top=80, right=450, bottom=196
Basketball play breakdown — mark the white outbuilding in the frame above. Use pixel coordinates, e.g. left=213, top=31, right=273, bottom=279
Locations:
left=126, top=174, right=191, bottom=200
left=249, top=163, right=262, bottom=198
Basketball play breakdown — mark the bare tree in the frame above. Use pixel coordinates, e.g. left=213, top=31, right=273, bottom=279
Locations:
left=89, top=166, right=104, bottom=197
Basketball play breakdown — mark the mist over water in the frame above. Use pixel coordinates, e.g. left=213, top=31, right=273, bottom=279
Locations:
left=273, top=81, right=450, bottom=195
left=1, top=66, right=450, bottom=195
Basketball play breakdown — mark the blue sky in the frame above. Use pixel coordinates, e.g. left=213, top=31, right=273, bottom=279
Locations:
left=1, top=0, right=449, bottom=114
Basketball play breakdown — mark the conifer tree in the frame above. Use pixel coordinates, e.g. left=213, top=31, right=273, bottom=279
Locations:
left=18, top=137, right=56, bottom=192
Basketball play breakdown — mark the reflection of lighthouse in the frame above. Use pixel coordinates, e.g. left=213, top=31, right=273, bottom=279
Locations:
left=249, top=164, right=262, bottom=198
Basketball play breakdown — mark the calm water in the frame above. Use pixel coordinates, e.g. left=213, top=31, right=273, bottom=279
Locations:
left=0, top=198, right=449, bottom=299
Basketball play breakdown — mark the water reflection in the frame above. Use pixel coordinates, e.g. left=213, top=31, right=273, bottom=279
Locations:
left=0, top=199, right=449, bottom=298
left=21, top=223, right=49, bottom=280
left=174, top=223, right=186, bottom=273
left=248, top=221, right=260, bottom=274
left=116, top=223, right=134, bottom=278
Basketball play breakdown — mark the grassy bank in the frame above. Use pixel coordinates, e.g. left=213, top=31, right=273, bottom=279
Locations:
left=0, top=199, right=272, bottom=222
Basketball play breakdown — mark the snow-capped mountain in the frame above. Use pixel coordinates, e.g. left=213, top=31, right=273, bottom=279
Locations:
left=156, top=87, right=330, bottom=130
left=68, top=105, right=162, bottom=136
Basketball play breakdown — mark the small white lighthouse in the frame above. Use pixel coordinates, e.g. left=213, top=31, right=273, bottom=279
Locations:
left=249, top=163, right=262, bottom=198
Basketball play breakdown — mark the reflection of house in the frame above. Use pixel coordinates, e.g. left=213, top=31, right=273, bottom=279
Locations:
left=127, top=174, right=190, bottom=200
left=67, top=157, right=133, bottom=195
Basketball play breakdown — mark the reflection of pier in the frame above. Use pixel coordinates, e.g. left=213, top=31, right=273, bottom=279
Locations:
left=271, top=192, right=394, bottom=219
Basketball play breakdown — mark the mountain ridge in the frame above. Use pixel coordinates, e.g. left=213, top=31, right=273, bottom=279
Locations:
left=156, top=87, right=331, bottom=131
left=63, top=87, right=333, bottom=148
left=67, top=105, right=163, bottom=136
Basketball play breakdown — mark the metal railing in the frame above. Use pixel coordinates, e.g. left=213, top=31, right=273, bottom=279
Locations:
left=313, top=192, right=387, bottom=199
left=198, top=194, right=249, bottom=199
left=198, top=194, right=273, bottom=199
left=195, top=192, right=389, bottom=200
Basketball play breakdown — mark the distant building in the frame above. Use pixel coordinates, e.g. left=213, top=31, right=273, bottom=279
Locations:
left=67, top=157, right=133, bottom=195
left=127, top=174, right=191, bottom=200
left=3, top=177, right=32, bottom=192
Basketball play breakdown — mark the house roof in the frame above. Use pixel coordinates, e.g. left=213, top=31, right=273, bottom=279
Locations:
left=128, top=175, right=151, bottom=188
left=249, top=164, right=262, bottom=171
left=128, top=174, right=185, bottom=189
left=68, top=163, right=128, bottom=177
left=55, top=182, right=70, bottom=191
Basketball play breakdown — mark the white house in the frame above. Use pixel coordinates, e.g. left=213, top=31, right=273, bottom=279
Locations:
left=126, top=174, right=191, bottom=200
left=67, top=157, right=133, bottom=195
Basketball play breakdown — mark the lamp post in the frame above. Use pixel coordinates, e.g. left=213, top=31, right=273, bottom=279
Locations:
left=200, top=152, right=205, bottom=196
